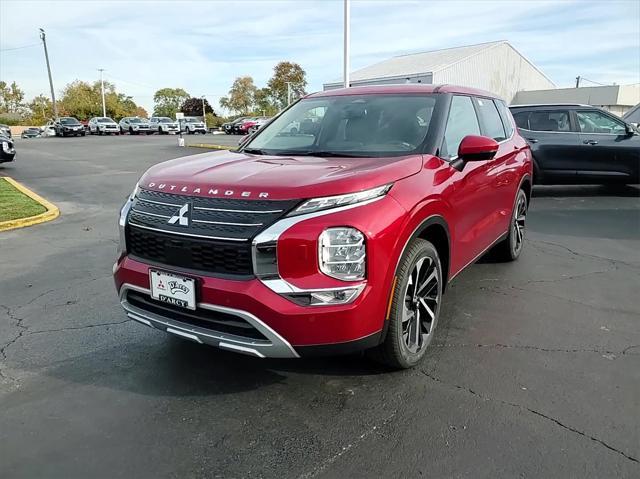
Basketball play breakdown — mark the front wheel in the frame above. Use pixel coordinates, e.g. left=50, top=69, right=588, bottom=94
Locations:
left=491, top=189, right=528, bottom=261
left=368, top=238, right=443, bottom=369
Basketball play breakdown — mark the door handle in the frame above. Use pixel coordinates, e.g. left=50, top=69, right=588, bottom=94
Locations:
left=583, top=140, right=598, bottom=145
left=526, top=138, right=539, bottom=143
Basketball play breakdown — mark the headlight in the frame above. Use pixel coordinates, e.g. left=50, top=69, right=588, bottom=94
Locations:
left=290, top=184, right=392, bottom=216
left=319, top=227, right=366, bottom=281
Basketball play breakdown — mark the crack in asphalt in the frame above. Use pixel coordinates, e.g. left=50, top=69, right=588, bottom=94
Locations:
left=482, top=284, right=640, bottom=317
left=528, top=239, right=640, bottom=269
left=419, top=370, right=639, bottom=465
left=297, top=411, right=398, bottom=479
left=27, top=319, right=132, bottom=335
left=0, top=304, right=27, bottom=382
left=433, top=342, right=639, bottom=356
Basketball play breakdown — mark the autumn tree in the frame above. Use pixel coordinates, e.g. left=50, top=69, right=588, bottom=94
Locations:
left=153, top=88, right=190, bottom=118
left=254, top=87, right=278, bottom=116
left=181, top=97, right=215, bottom=117
left=27, top=95, right=53, bottom=124
left=0, top=81, right=26, bottom=114
left=267, top=62, right=307, bottom=109
left=219, top=76, right=257, bottom=115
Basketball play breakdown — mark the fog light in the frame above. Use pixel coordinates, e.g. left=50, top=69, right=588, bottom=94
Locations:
left=319, top=227, right=366, bottom=281
left=283, top=285, right=365, bottom=306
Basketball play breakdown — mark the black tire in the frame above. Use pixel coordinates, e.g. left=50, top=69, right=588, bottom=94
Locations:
left=491, top=188, right=528, bottom=262
left=98, top=129, right=103, bottom=136
left=80, top=132, right=85, bottom=136
left=368, top=238, right=443, bottom=369
left=129, top=127, right=134, bottom=135
left=120, top=127, right=125, bottom=135
left=158, top=127, right=163, bottom=135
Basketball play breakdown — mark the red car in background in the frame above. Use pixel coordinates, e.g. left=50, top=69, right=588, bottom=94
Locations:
left=114, top=84, right=532, bottom=369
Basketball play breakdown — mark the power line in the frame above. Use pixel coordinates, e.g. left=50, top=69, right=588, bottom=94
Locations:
left=0, top=42, right=40, bottom=53
left=580, top=77, right=608, bottom=86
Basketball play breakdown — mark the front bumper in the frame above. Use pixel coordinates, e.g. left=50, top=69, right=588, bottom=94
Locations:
left=120, top=282, right=299, bottom=358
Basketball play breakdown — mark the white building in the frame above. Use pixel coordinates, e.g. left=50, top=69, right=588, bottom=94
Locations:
left=323, top=40, right=555, bottom=103
left=512, top=84, right=640, bottom=117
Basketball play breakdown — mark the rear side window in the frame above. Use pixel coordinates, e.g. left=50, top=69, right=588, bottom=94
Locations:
left=521, top=110, right=571, bottom=132
left=442, top=96, right=480, bottom=158
left=494, top=100, right=514, bottom=137
left=475, top=98, right=506, bottom=141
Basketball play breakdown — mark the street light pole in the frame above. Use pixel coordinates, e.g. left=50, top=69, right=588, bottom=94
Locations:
left=98, top=68, right=106, bottom=117
left=201, top=96, right=206, bottom=129
left=286, top=81, right=292, bottom=106
left=343, top=0, right=350, bottom=88
left=39, top=28, right=58, bottom=119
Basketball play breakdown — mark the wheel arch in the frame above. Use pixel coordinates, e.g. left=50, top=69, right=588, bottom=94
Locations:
left=378, top=214, right=451, bottom=344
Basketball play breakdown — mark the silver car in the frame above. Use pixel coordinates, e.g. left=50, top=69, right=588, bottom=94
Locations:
left=149, top=117, right=179, bottom=135
left=88, top=117, right=120, bottom=135
left=179, top=117, right=207, bottom=134
left=119, top=117, right=152, bottom=135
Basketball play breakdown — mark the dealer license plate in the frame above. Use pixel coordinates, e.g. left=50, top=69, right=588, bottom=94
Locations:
left=149, top=270, right=196, bottom=310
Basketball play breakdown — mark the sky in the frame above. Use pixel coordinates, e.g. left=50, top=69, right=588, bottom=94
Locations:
left=1, top=0, right=639, bottom=115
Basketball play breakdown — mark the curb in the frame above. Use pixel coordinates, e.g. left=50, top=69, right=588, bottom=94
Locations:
left=0, top=177, right=60, bottom=232
left=188, top=143, right=238, bottom=151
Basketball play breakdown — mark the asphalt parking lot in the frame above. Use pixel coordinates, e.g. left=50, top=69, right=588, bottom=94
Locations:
left=1, top=134, right=639, bottom=478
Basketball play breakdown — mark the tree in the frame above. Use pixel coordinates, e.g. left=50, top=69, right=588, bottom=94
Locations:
left=181, top=97, right=214, bottom=117
left=134, top=106, right=149, bottom=118
left=219, top=76, right=257, bottom=115
left=153, top=88, right=190, bottom=118
left=254, top=87, right=278, bottom=116
left=58, top=80, right=142, bottom=120
left=27, top=94, right=53, bottom=124
left=0, top=81, right=26, bottom=114
left=267, top=62, right=307, bottom=110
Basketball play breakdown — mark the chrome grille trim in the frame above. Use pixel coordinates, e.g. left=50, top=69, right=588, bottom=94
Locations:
left=127, top=221, right=248, bottom=242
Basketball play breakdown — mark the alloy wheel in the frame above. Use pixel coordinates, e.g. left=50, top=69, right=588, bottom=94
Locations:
left=512, top=193, right=527, bottom=255
left=402, top=256, right=440, bottom=354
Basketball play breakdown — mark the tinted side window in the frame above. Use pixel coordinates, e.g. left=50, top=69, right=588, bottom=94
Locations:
left=528, top=110, right=571, bottom=132
left=476, top=97, right=506, bottom=141
left=576, top=110, right=626, bottom=134
left=495, top=100, right=514, bottom=137
left=442, top=96, right=480, bottom=158
left=512, top=111, right=530, bottom=129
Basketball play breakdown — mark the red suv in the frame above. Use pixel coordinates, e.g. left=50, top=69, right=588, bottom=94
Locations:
left=114, top=85, right=532, bottom=368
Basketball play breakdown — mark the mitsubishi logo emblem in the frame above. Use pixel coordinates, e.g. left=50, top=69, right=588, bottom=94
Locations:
left=168, top=203, right=190, bottom=226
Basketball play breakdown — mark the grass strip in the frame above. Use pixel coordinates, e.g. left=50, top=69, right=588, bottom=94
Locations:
left=0, top=177, right=47, bottom=222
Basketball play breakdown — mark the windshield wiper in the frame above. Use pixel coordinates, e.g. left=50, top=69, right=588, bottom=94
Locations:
left=272, top=150, right=367, bottom=158
left=242, top=147, right=266, bottom=155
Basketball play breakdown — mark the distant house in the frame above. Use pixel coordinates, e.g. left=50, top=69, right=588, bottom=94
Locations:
left=323, top=40, right=555, bottom=103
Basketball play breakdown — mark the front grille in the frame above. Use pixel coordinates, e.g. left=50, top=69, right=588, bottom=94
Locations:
left=126, top=188, right=299, bottom=276
left=127, top=226, right=253, bottom=275
left=126, top=291, right=267, bottom=340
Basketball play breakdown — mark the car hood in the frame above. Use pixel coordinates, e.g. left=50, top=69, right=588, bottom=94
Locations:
left=140, top=150, right=424, bottom=200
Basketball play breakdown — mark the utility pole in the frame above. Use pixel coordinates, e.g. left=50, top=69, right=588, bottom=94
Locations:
left=343, top=0, right=350, bottom=88
left=575, top=76, right=581, bottom=88
left=98, top=68, right=106, bottom=117
left=39, top=28, right=58, bottom=119
left=286, top=81, right=292, bottom=106
left=201, top=96, right=206, bottom=128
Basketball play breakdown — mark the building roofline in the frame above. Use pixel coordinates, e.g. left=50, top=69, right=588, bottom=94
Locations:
left=510, top=103, right=592, bottom=108
left=392, top=39, right=506, bottom=58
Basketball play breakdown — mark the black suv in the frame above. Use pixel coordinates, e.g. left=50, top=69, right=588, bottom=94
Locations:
left=54, top=117, right=86, bottom=137
left=510, top=104, right=639, bottom=185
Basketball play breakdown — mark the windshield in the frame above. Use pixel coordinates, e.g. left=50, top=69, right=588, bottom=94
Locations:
left=184, top=118, right=199, bottom=123
left=245, top=94, right=436, bottom=157
left=60, top=118, right=80, bottom=125
left=97, top=118, right=113, bottom=123
left=129, top=118, right=142, bottom=123
left=158, top=117, right=172, bottom=123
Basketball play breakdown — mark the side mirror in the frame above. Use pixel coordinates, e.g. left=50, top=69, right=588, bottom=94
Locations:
left=625, top=123, right=636, bottom=136
left=451, top=135, right=499, bottom=171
